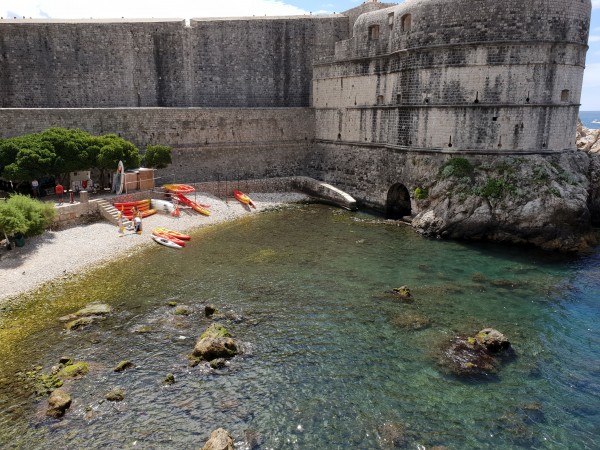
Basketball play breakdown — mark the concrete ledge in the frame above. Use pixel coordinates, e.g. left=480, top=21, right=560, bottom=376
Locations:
left=291, top=176, right=357, bottom=210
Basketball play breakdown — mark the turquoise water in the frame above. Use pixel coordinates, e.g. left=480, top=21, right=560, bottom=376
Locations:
left=0, top=204, right=599, bottom=449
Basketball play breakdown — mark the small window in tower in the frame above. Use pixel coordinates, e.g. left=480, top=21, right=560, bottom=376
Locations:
left=401, top=14, right=412, bottom=32
left=561, top=89, right=570, bottom=102
left=377, top=95, right=384, bottom=105
left=368, top=25, right=380, bottom=40
left=396, top=94, right=401, bottom=104
left=388, top=13, right=394, bottom=29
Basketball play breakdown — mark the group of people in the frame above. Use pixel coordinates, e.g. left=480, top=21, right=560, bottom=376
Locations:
left=117, top=207, right=143, bottom=237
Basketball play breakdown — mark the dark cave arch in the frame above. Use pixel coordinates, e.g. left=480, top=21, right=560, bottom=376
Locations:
left=386, top=183, right=412, bottom=219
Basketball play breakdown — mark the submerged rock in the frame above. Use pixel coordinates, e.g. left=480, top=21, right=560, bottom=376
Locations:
left=209, top=358, right=227, bottom=369
left=106, top=388, right=125, bottom=402
left=378, top=422, right=409, bottom=448
left=392, top=313, right=432, bottom=330
left=175, top=305, right=191, bottom=316
left=59, top=303, right=112, bottom=322
left=205, top=304, right=218, bottom=317
left=163, top=373, right=175, bottom=385
left=65, top=316, right=97, bottom=331
left=438, top=329, right=513, bottom=377
left=201, top=428, right=234, bottom=450
left=113, top=360, right=134, bottom=372
left=46, top=389, right=71, bottom=418
left=475, top=328, right=511, bottom=353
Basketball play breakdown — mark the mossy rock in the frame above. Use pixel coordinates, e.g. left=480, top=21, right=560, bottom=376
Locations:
left=392, top=313, right=432, bottom=330
left=175, top=305, right=191, bottom=316
left=105, top=388, right=125, bottom=402
left=200, top=323, right=232, bottom=340
left=59, top=303, right=112, bottom=322
left=168, top=301, right=177, bottom=307
left=57, top=362, right=89, bottom=380
left=163, top=373, right=175, bottom=385
left=19, top=366, right=64, bottom=397
left=113, top=360, right=134, bottom=372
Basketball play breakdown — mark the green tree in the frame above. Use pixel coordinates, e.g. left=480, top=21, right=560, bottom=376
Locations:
left=92, top=135, right=141, bottom=187
left=143, top=145, right=172, bottom=169
left=1, top=137, right=55, bottom=182
left=39, top=128, right=96, bottom=182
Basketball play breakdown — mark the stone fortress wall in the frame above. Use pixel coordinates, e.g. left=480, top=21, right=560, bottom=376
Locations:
left=0, top=0, right=593, bottom=211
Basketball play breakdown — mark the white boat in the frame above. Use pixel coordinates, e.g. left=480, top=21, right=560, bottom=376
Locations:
left=592, top=120, right=600, bottom=124
left=151, top=199, right=176, bottom=214
left=151, top=235, right=182, bottom=249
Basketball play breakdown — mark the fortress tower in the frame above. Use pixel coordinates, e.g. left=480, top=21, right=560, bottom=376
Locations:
left=313, top=0, right=592, bottom=154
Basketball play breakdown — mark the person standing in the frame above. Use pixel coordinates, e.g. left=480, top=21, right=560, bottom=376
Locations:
left=55, top=183, right=64, bottom=204
left=133, top=211, right=142, bottom=234
left=117, top=210, right=124, bottom=237
left=31, top=179, right=39, bottom=198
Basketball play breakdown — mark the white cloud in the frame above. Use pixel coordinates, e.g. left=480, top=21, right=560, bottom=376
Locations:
left=1, top=0, right=308, bottom=19
left=582, top=63, right=600, bottom=109
left=590, top=36, right=600, bottom=42
left=593, top=0, right=600, bottom=10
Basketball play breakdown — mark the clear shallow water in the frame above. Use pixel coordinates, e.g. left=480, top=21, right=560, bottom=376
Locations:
left=0, top=204, right=599, bottom=449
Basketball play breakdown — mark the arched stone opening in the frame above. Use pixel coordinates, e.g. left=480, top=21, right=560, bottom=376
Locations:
left=386, top=183, right=412, bottom=219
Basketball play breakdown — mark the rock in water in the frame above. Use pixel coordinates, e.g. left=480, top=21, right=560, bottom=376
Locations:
left=193, top=337, right=238, bottom=361
left=105, top=388, right=125, bottom=402
left=201, top=428, right=234, bottom=450
left=475, top=328, right=511, bottom=353
left=46, top=389, right=71, bottom=418
left=205, top=304, right=218, bottom=317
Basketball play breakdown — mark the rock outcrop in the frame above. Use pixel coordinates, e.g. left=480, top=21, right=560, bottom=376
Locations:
left=201, top=428, right=235, bottom=450
left=577, top=119, right=600, bottom=154
left=411, top=152, right=597, bottom=251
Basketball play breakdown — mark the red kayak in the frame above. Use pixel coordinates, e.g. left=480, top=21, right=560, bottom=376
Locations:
left=233, top=190, right=256, bottom=208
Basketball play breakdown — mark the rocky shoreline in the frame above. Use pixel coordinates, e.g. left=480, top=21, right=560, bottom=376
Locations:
left=0, top=192, right=310, bottom=305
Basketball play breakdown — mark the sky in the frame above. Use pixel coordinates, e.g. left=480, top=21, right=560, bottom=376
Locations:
left=2, top=0, right=600, bottom=110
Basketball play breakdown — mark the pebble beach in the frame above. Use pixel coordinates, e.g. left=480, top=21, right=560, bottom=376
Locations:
left=0, top=192, right=310, bottom=303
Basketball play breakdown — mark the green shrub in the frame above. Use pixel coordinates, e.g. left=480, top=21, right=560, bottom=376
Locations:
left=143, top=145, right=172, bottom=169
left=440, top=157, right=474, bottom=178
left=478, top=178, right=513, bottom=199
left=0, top=194, right=55, bottom=239
left=414, top=187, right=428, bottom=199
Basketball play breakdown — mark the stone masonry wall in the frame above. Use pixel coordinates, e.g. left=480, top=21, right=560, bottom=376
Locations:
left=0, top=16, right=348, bottom=108
left=0, top=108, right=315, bottom=182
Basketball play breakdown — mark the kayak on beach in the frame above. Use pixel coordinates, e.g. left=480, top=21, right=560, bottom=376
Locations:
left=163, top=184, right=195, bottom=194
left=233, top=190, right=256, bottom=208
left=152, top=228, right=188, bottom=246
left=151, top=234, right=183, bottom=249
left=153, top=228, right=191, bottom=240
left=176, top=193, right=211, bottom=216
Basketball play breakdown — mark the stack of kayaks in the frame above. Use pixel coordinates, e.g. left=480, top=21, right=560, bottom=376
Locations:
left=151, top=228, right=191, bottom=249
left=113, top=199, right=157, bottom=219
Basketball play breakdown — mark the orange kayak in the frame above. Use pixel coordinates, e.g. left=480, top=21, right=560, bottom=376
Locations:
left=152, top=229, right=186, bottom=246
left=163, top=184, right=195, bottom=194
left=153, top=227, right=191, bottom=241
left=233, top=190, right=256, bottom=208
left=176, top=193, right=210, bottom=216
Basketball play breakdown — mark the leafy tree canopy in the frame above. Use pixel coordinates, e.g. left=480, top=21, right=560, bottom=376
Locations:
left=143, top=145, right=172, bottom=169
left=0, top=128, right=141, bottom=183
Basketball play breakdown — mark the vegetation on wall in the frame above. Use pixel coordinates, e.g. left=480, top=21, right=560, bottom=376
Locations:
left=440, top=157, right=474, bottom=179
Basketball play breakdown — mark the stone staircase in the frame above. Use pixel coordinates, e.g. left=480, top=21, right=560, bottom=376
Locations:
left=96, top=199, right=133, bottom=228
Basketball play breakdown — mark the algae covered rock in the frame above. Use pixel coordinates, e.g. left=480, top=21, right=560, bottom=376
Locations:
left=209, top=358, right=227, bottom=369
left=201, top=323, right=232, bottom=340
left=475, top=328, right=511, bottom=353
left=438, top=329, right=513, bottom=377
left=175, top=305, right=192, bottom=316
left=201, top=428, right=234, bottom=450
left=113, top=360, right=134, bottom=372
left=106, top=388, right=125, bottom=402
left=46, top=388, right=72, bottom=418
left=65, top=316, right=96, bottom=331
left=392, top=313, right=432, bottom=330
left=384, top=285, right=414, bottom=303
left=193, top=338, right=238, bottom=362
left=59, top=303, right=112, bottom=322
left=163, top=373, right=175, bottom=385
left=57, top=362, right=89, bottom=380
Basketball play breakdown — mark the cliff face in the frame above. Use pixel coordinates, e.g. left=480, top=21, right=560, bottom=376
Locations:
left=410, top=152, right=597, bottom=252
left=577, top=120, right=600, bottom=153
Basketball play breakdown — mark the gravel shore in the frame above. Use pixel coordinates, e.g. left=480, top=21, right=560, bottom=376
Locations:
left=0, top=192, right=310, bottom=303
